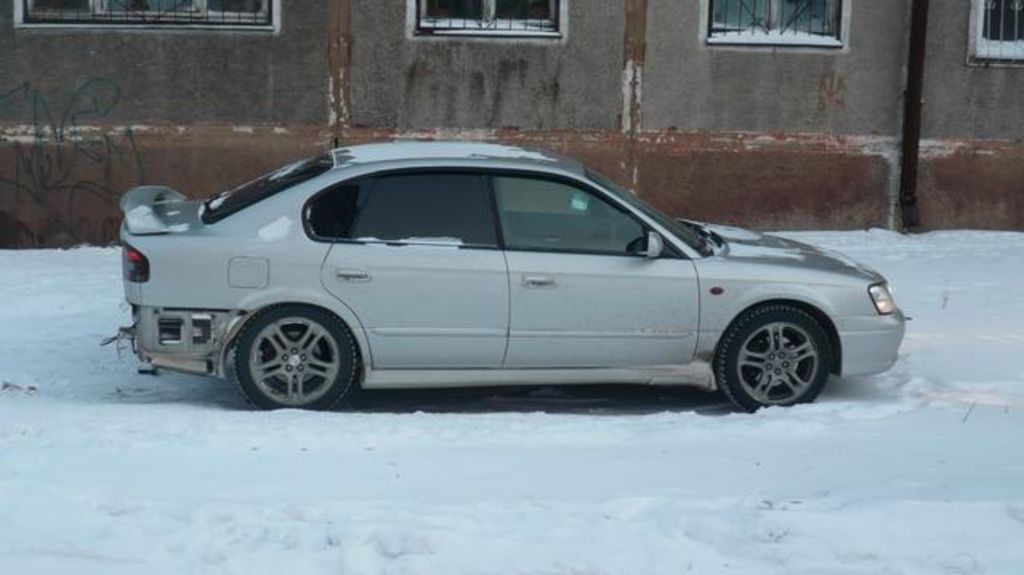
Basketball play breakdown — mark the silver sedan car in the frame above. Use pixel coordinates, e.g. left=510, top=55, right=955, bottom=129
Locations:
left=118, top=142, right=904, bottom=411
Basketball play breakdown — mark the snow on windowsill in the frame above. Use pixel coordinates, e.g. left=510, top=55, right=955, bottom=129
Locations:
left=418, top=18, right=560, bottom=38
left=707, top=30, right=842, bottom=48
left=974, top=38, right=1024, bottom=62
left=17, top=21, right=276, bottom=31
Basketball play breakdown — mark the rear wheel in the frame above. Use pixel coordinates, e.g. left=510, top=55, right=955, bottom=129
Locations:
left=715, top=305, right=833, bottom=412
left=234, top=305, right=358, bottom=410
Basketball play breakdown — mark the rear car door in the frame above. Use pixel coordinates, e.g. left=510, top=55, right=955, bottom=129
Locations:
left=493, top=174, right=700, bottom=369
left=310, top=171, right=509, bottom=369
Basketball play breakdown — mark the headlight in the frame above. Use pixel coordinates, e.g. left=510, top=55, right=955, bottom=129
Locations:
left=868, top=283, right=897, bottom=315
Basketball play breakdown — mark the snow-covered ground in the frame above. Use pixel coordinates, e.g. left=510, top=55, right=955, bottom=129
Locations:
left=2, top=230, right=1023, bottom=575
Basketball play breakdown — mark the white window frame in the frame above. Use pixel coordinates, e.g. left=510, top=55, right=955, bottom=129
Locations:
left=969, top=0, right=1024, bottom=64
left=703, top=0, right=848, bottom=49
left=16, top=0, right=279, bottom=31
left=414, top=0, right=564, bottom=38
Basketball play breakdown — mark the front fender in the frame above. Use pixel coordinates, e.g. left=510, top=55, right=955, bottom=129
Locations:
left=693, top=280, right=852, bottom=361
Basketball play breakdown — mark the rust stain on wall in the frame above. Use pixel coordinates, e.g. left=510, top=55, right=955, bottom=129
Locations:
left=918, top=142, right=1024, bottom=229
left=1, top=124, right=328, bottom=247
left=336, top=127, right=895, bottom=231
left=622, top=0, right=649, bottom=190
left=818, top=71, right=847, bottom=112
left=4, top=121, right=1020, bottom=247
left=637, top=140, right=890, bottom=230
left=327, top=0, right=353, bottom=133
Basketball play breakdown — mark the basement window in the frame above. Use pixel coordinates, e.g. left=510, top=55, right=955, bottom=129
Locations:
left=707, top=0, right=843, bottom=48
left=971, top=0, right=1024, bottom=62
left=416, top=0, right=562, bottom=37
left=20, top=0, right=273, bottom=28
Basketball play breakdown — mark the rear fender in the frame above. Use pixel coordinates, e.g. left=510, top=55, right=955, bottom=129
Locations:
left=218, top=288, right=373, bottom=377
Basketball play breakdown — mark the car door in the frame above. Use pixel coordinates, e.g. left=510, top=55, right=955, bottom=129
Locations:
left=493, top=174, right=700, bottom=369
left=311, top=171, right=509, bottom=369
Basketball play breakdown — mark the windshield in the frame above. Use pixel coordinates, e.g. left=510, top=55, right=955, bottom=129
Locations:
left=586, top=170, right=709, bottom=256
left=201, top=153, right=334, bottom=224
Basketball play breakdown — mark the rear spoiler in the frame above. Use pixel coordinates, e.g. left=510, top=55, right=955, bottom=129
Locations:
left=120, top=186, right=193, bottom=235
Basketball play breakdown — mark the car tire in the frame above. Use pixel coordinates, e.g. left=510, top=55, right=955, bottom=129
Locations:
left=714, top=304, right=833, bottom=412
left=234, top=304, right=359, bottom=410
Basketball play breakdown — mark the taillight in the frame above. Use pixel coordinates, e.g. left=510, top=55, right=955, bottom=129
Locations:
left=123, top=243, right=150, bottom=283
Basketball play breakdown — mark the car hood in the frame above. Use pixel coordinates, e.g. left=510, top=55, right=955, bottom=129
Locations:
left=692, top=222, right=883, bottom=282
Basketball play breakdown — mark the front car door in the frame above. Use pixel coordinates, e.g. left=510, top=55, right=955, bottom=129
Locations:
left=310, top=171, right=508, bottom=369
left=493, top=174, right=700, bottom=369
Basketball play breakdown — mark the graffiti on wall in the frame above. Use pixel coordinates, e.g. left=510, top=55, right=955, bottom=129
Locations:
left=0, top=78, right=145, bottom=245
left=818, top=71, right=846, bottom=112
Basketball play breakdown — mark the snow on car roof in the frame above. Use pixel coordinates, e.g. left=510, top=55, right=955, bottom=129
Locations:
left=330, top=141, right=582, bottom=173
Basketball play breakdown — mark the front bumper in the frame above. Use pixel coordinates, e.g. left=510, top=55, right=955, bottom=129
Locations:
left=132, top=305, right=239, bottom=377
left=836, top=310, right=906, bottom=377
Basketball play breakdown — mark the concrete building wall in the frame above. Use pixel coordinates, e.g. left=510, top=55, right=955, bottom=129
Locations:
left=0, top=0, right=331, bottom=246
left=921, top=1, right=1024, bottom=140
left=347, top=0, right=624, bottom=131
left=338, top=1, right=908, bottom=232
left=629, top=0, right=909, bottom=230
left=916, top=0, right=1024, bottom=229
left=643, top=0, right=910, bottom=136
left=0, top=1, right=329, bottom=125
left=1, top=0, right=1022, bottom=248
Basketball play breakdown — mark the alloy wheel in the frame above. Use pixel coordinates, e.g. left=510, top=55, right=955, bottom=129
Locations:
left=736, top=321, right=820, bottom=405
left=248, top=317, right=341, bottom=407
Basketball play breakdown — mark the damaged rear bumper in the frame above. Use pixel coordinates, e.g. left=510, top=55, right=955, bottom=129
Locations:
left=130, top=306, right=244, bottom=377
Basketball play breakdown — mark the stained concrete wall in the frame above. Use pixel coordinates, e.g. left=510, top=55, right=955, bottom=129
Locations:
left=347, top=0, right=624, bottom=131
left=922, top=0, right=1024, bottom=140
left=2, top=0, right=1022, bottom=247
left=340, top=1, right=906, bottom=232
left=915, top=0, right=1024, bottom=229
left=0, top=126, right=328, bottom=246
left=0, top=0, right=329, bottom=125
left=643, top=0, right=910, bottom=136
left=0, top=1, right=331, bottom=246
left=630, top=1, right=908, bottom=230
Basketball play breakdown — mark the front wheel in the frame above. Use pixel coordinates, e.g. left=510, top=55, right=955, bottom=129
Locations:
left=234, top=305, right=358, bottom=410
left=714, top=305, right=833, bottom=412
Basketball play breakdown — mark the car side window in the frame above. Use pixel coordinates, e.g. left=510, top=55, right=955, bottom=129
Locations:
left=307, top=183, right=361, bottom=240
left=307, top=172, right=498, bottom=247
left=493, top=176, right=646, bottom=256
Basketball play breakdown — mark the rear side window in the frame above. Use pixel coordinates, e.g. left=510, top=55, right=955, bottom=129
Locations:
left=202, top=154, right=334, bottom=224
left=306, top=172, right=497, bottom=248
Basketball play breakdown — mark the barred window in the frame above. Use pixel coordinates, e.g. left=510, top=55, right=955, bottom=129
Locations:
left=974, top=0, right=1024, bottom=61
left=22, top=0, right=272, bottom=27
left=416, top=0, right=561, bottom=37
left=708, top=0, right=843, bottom=47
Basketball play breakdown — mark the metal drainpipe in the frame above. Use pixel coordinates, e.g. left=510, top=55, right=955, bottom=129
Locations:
left=899, top=0, right=930, bottom=231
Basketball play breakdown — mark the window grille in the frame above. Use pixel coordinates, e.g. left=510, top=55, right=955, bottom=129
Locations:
left=975, top=0, right=1024, bottom=61
left=708, top=0, right=842, bottom=47
left=23, top=0, right=272, bottom=27
left=416, top=0, right=561, bottom=37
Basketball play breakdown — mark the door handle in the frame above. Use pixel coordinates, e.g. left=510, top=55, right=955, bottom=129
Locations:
left=335, top=269, right=371, bottom=282
left=522, top=275, right=556, bottom=289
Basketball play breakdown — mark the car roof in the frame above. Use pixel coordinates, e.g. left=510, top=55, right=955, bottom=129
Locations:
left=329, top=141, right=585, bottom=176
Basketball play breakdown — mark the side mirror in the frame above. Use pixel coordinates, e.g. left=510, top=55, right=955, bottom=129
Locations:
left=643, top=231, right=664, bottom=259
